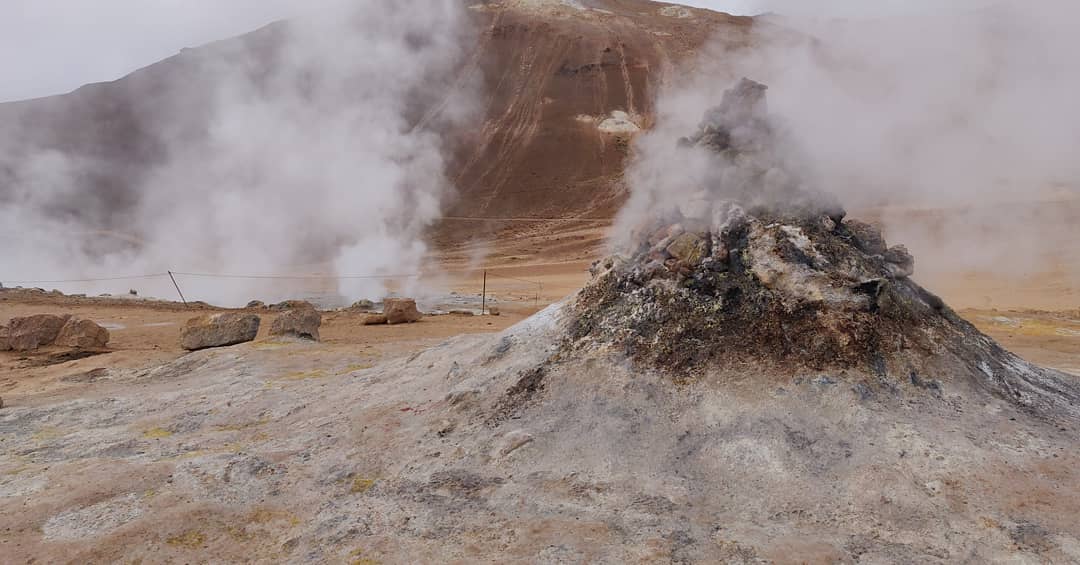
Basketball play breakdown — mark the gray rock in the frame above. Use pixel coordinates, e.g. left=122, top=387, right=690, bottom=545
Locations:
left=54, top=317, right=110, bottom=349
left=884, top=245, right=915, bottom=279
left=350, top=299, right=376, bottom=311
left=270, top=308, right=322, bottom=341
left=180, top=313, right=260, bottom=351
left=246, top=300, right=266, bottom=309
left=6, top=314, right=70, bottom=351
left=270, top=300, right=316, bottom=312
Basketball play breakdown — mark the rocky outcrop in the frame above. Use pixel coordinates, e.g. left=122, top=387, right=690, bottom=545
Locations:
left=269, top=308, right=321, bottom=341
left=0, top=324, right=10, bottom=352
left=54, top=317, right=110, bottom=349
left=180, top=313, right=261, bottom=351
left=5, top=314, right=70, bottom=351
left=384, top=299, right=422, bottom=325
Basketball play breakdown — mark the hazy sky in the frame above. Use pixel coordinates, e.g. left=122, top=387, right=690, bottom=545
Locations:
left=0, top=1, right=973, bottom=102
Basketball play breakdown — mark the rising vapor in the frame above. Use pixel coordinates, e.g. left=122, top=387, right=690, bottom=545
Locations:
left=0, top=0, right=479, bottom=306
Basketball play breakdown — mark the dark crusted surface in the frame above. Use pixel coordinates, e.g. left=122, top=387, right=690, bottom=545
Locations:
left=570, top=212, right=949, bottom=374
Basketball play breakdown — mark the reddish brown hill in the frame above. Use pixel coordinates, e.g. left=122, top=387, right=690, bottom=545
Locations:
left=0, top=1, right=750, bottom=241
left=448, top=1, right=750, bottom=222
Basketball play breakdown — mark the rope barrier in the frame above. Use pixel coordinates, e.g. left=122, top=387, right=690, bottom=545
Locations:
left=0, top=273, right=168, bottom=285
left=169, top=271, right=423, bottom=281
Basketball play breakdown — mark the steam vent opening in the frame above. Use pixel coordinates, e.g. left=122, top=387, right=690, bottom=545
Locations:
left=568, top=79, right=1079, bottom=417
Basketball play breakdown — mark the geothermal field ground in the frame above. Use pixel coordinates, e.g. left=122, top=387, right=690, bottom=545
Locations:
left=2, top=0, right=1080, bottom=563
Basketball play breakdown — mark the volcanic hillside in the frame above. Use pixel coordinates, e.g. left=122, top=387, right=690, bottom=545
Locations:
left=0, top=1, right=750, bottom=240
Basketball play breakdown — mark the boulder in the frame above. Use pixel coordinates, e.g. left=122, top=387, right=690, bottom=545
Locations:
left=363, top=314, right=388, bottom=326
left=270, top=308, right=322, bottom=341
left=55, top=317, right=110, bottom=349
left=246, top=300, right=266, bottom=309
left=384, top=298, right=422, bottom=325
left=487, top=306, right=501, bottom=316
left=180, top=313, right=261, bottom=351
left=6, top=314, right=70, bottom=351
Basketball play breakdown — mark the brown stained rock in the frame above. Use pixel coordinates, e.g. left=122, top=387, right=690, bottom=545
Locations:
left=55, top=317, right=110, bottom=349
left=363, top=314, right=388, bottom=326
left=384, top=298, right=422, bottom=325
left=7, top=314, right=70, bottom=351
left=180, top=313, right=260, bottom=351
left=269, top=308, right=322, bottom=341
left=665, top=232, right=709, bottom=266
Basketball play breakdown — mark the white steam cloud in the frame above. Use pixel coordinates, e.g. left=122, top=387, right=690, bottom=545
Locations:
left=1, top=1, right=478, bottom=306
left=619, top=0, right=1080, bottom=307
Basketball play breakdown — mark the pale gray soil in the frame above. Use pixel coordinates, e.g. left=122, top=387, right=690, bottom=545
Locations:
left=3, top=302, right=1079, bottom=563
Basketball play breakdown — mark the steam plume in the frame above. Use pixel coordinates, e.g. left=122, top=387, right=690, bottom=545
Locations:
left=618, top=0, right=1080, bottom=307
left=0, top=1, right=478, bottom=306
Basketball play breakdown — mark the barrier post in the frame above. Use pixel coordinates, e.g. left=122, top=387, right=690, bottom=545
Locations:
left=481, top=270, right=487, bottom=315
left=167, top=271, right=188, bottom=306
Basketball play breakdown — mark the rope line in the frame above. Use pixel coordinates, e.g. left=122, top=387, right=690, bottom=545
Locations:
left=4, top=270, right=543, bottom=287
left=1, top=273, right=168, bottom=284
left=483, top=271, right=543, bottom=286
left=170, top=271, right=423, bottom=281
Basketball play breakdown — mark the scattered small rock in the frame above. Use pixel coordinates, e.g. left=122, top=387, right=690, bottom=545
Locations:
left=54, top=317, right=110, bottom=349
left=350, top=299, right=376, bottom=311
left=384, top=298, right=422, bottom=325
left=497, top=430, right=535, bottom=456
left=363, top=314, right=388, bottom=325
left=269, top=308, right=322, bottom=341
left=180, top=313, right=261, bottom=351
left=270, top=300, right=316, bottom=312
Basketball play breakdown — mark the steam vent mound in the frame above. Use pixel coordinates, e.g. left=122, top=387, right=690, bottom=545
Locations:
left=572, top=79, right=1079, bottom=417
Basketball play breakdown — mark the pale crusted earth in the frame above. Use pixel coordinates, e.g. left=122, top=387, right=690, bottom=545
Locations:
left=2, top=299, right=1079, bottom=563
